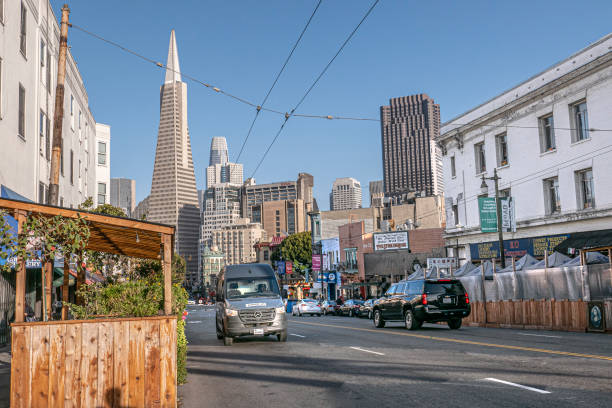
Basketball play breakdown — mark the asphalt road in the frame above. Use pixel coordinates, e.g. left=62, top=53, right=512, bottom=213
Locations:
left=180, top=305, right=612, bottom=408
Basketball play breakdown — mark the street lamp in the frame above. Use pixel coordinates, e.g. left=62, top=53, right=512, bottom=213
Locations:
left=480, top=168, right=506, bottom=268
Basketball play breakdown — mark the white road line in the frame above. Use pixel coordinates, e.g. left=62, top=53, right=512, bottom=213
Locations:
left=290, top=333, right=306, bottom=338
left=483, top=378, right=551, bottom=394
left=519, top=333, right=562, bottom=339
left=187, top=321, right=202, bottom=324
left=349, top=346, right=385, bottom=356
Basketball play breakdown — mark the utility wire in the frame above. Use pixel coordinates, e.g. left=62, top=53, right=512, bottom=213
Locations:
left=250, top=0, right=381, bottom=177
left=235, top=0, right=323, bottom=162
left=69, top=23, right=612, bottom=133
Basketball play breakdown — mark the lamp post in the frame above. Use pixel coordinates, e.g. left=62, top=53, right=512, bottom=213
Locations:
left=481, top=168, right=506, bottom=268
left=454, top=223, right=464, bottom=276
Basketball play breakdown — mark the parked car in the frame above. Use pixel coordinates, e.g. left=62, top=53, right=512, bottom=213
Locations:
left=372, top=279, right=470, bottom=330
left=358, top=299, right=377, bottom=319
left=187, top=299, right=196, bottom=305
left=338, top=299, right=364, bottom=317
left=320, top=300, right=338, bottom=315
left=292, top=299, right=322, bottom=316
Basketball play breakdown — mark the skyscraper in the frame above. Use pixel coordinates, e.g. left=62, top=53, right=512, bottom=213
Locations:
left=209, top=136, right=229, bottom=166
left=110, top=178, right=136, bottom=217
left=205, top=137, right=243, bottom=188
left=330, top=177, right=362, bottom=210
left=380, top=94, right=443, bottom=203
left=148, top=31, right=200, bottom=282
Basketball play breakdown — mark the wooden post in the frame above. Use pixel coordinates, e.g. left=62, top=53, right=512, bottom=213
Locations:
left=162, top=233, right=173, bottom=315
left=14, top=210, right=27, bottom=323
left=48, top=5, right=70, bottom=205
left=62, top=253, right=70, bottom=319
left=44, top=260, right=53, bottom=320
left=544, top=249, right=549, bottom=268
left=511, top=256, right=518, bottom=300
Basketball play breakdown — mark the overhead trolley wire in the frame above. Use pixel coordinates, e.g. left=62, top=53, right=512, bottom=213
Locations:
left=235, top=0, right=323, bottom=162
left=249, top=0, right=381, bottom=178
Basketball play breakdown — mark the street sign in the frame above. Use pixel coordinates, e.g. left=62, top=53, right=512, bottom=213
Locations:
left=373, top=231, right=409, bottom=251
left=427, top=258, right=458, bottom=269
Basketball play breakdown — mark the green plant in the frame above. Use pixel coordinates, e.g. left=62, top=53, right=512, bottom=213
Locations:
left=280, top=231, right=312, bottom=274
left=0, top=210, right=18, bottom=274
left=176, top=318, right=187, bottom=384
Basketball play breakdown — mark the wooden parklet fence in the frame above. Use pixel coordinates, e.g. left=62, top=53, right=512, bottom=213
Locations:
left=464, top=300, right=587, bottom=331
left=11, top=316, right=176, bottom=408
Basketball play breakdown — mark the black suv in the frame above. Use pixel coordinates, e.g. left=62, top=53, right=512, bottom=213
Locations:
left=372, top=279, right=470, bottom=330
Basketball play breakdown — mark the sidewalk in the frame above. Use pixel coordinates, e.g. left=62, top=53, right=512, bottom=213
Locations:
left=0, top=345, right=9, bottom=408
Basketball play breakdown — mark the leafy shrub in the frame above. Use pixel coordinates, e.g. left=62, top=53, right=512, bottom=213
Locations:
left=176, top=318, right=187, bottom=384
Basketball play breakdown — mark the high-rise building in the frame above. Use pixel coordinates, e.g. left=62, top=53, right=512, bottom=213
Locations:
left=211, top=218, right=267, bottom=265
left=95, top=125, right=111, bottom=207
left=209, top=136, right=229, bottom=166
left=133, top=195, right=150, bottom=221
left=258, top=199, right=306, bottom=238
left=241, top=173, right=314, bottom=231
left=380, top=94, right=443, bottom=203
left=205, top=137, right=243, bottom=188
left=369, top=180, right=384, bottom=208
left=148, top=31, right=200, bottom=283
left=330, top=177, right=362, bottom=210
left=110, top=178, right=136, bottom=217
left=0, top=0, right=105, bottom=209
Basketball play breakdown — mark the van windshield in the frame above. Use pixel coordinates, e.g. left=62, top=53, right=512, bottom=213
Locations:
left=226, top=277, right=281, bottom=299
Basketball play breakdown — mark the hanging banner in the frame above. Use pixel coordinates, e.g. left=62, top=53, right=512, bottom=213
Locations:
left=276, top=261, right=285, bottom=275
left=285, top=261, right=293, bottom=275
left=478, top=197, right=498, bottom=232
left=312, top=255, right=321, bottom=271
left=500, top=197, right=516, bottom=233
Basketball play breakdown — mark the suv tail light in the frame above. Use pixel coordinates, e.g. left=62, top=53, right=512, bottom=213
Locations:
left=422, top=293, right=428, bottom=305
left=465, top=292, right=470, bottom=304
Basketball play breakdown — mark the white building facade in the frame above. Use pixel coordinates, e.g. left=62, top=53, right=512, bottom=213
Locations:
left=0, top=1, right=108, bottom=208
left=330, top=177, right=362, bottom=210
left=439, top=34, right=612, bottom=263
left=95, top=123, right=111, bottom=206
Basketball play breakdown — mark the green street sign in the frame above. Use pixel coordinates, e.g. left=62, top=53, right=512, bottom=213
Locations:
left=478, top=197, right=498, bottom=232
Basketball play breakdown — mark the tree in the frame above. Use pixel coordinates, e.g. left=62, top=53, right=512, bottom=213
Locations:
left=279, top=232, right=311, bottom=275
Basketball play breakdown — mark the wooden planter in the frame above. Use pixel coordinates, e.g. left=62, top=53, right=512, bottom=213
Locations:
left=10, top=316, right=177, bottom=408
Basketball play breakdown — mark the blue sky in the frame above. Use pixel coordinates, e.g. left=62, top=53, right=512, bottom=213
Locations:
left=51, top=0, right=612, bottom=210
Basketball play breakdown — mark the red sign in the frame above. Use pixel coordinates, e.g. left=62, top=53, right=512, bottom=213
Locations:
left=286, top=261, right=293, bottom=274
left=312, top=255, right=322, bottom=271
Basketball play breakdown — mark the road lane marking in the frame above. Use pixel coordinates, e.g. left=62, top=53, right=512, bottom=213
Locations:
left=483, top=378, right=551, bottom=394
left=187, top=321, right=202, bottom=324
left=290, top=334, right=306, bottom=338
left=518, top=333, right=561, bottom=339
left=292, top=321, right=612, bottom=362
left=350, top=346, right=384, bottom=356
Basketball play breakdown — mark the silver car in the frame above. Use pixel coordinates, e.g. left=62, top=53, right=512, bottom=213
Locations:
left=292, top=299, right=322, bottom=316
left=215, top=264, right=288, bottom=346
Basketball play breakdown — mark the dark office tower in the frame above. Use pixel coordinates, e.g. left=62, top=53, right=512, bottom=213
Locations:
left=380, top=94, right=443, bottom=203
left=148, top=30, right=200, bottom=284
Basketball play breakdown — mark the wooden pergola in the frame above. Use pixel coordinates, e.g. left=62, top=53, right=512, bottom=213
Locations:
left=2, top=197, right=178, bottom=407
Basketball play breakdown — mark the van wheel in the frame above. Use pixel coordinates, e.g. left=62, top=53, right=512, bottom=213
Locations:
left=404, top=309, right=420, bottom=330
left=448, top=318, right=462, bottom=330
left=223, top=336, right=233, bottom=346
left=373, top=310, right=385, bottom=328
left=277, top=330, right=288, bottom=342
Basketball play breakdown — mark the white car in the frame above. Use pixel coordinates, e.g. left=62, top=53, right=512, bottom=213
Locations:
left=292, top=299, right=322, bottom=316
left=187, top=299, right=196, bottom=305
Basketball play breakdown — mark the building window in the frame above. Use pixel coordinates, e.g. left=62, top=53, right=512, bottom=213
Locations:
left=46, top=117, right=51, bottom=159
left=543, top=177, right=560, bottom=215
left=20, top=3, right=27, bottom=57
left=576, top=169, right=594, bottom=209
left=46, top=50, right=51, bottom=94
left=40, top=40, right=45, bottom=82
left=60, top=138, right=64, bottom=176
left=572, top=101, right=589, bottom=142
left=474, top=142, right=486, bottom=174
left=39, top=182, right=45, bottom=204
left=70, top=95, right=74, bottom=129
left=452, top=204, right=459, bottom=226
left=539, top=114, right=555, bottom=152
left=98, top=141, right=107, bottom=165
left=18, top=84, right=25, bottom=139
left=499, top=188, right=511, bottom=198
left=70, top=149, right=74, bottom=184
left=0, top=0, right=4, bottom=23
left=495, top=133, right=508, bottom=167
left=450, top=155, right=456, bottom=178
left=98, top=182, right=106, bottom=205
left=39, top=110, right=45, bottom=156
left=60, top=197, right=63, bottom=207
left=263, top=250, right=269, bottom=261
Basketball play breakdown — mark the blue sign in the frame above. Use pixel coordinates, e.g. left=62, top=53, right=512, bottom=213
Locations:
left=277, top=261, right=285, bottom=275
left=469, top=234, right=570, bottom=260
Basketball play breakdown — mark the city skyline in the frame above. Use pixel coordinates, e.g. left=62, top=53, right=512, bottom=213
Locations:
left=49, top=1, right=612, bottom=210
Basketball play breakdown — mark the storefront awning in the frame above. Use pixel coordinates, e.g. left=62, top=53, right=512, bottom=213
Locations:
left=554, top=229, right=612, bottom=253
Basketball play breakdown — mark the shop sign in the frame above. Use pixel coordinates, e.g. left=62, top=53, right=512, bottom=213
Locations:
left=469, top=234, right=570, bottom=260
left=373, top=231, right=409, bottom=251
left=427, top=258, right=458, bottom=269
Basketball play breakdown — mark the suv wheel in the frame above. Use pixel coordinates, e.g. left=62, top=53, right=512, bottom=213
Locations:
left=448, top=318, right=462, bottom=330
left=216, top=327, right=224, bottom=340
left=373, top=310, right=385, bottom=328
left=277, top=330, right=288, bottom=342
left=223, top=336, right=233, bottom=346
left=404, top=309, right=420, bottom=330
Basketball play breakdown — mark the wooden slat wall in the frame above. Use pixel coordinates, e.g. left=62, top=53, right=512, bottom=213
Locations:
left=464, top=300, right=587, bottom=332
left=10, top=316, right=177, bottom=408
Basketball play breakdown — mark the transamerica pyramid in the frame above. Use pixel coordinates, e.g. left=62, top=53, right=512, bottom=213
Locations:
left=148, top=30, right=200, bottom=283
